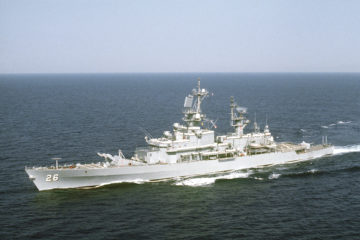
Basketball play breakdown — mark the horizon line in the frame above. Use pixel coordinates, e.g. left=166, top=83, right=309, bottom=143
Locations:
left=1, top=71, right=360, bottom=75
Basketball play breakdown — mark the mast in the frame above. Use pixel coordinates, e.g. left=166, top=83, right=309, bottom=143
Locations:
left=253, top=112, right=260, bottom=133
left=264, top=113, right=270, bottom=133
left=52, top=158, right=61, bottom=169
left=183, top=78, right=209, bottom=127
left=230, top=96, right=249, bottom=136
left=196, top=77, right=201, bottom=113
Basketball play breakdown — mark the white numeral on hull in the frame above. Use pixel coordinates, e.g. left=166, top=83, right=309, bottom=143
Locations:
left=45, top=174, right=59, bottom=182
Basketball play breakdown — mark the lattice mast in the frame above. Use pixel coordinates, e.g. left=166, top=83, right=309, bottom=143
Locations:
left=230, top=96, right=249, bottom=136
left=183, top=78, right=209, bottom=127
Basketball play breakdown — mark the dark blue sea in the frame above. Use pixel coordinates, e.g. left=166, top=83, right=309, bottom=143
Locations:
left=1, top=73, right=360, bottom=239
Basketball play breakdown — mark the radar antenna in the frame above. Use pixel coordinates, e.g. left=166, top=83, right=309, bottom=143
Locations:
left=182, top=78, right=209, bottom=127
left=230, top=96, right=249, bottom=136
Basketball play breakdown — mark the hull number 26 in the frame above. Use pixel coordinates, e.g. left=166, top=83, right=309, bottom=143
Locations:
left=46, top=174, right=59, bottom=182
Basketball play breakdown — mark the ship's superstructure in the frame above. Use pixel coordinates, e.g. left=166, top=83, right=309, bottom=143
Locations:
left=25, top=79, right=334, bottom=191
left=135, top=78, right=215, bottom=164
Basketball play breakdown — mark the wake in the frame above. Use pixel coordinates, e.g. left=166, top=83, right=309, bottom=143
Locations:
left=321, top=120, right=352, bottom=129
left=175, top=171, right=254, bottom=187
left=334, top=144, right=360, bottom=155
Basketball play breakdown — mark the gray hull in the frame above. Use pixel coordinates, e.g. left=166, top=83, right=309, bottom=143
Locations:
left=26, top=146, right=334, bottom=191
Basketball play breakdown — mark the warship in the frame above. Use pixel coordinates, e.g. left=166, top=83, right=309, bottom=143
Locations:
left=25, top=79, right=334, bottom=191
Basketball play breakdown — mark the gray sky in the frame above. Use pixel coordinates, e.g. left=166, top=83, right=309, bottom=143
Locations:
left=1, top=0, right=359, bottom=73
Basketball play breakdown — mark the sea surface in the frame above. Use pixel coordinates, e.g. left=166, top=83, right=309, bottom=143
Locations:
left=0, top=73, right=360, bottom=239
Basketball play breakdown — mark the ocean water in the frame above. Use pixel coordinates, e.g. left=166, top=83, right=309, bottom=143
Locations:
left=0, top=73, right=360, bottom=239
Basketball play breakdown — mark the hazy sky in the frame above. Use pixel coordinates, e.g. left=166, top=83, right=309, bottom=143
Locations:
left=1, top=0, right=359, bottom=73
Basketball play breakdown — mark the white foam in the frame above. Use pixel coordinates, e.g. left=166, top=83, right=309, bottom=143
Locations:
left=322, top=121, right=352, bottom=129
left=175, top=171, right=253, bottom=187
left=337, top=121, right=351, bottom=125
left=175, top=177, right=216, bottom=186
left=221, top=171, right=254, bottom=180
left=268, top=173, right=281, bottom=179
left=334, top=145, right=360, bottom=155
left=308, top=169, right=318, bottom=174
left=99, top=178, right=148, bottom=186
left=300, top=129, right=307, bottom=132
left=128, top=178, right=148, bottom=184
